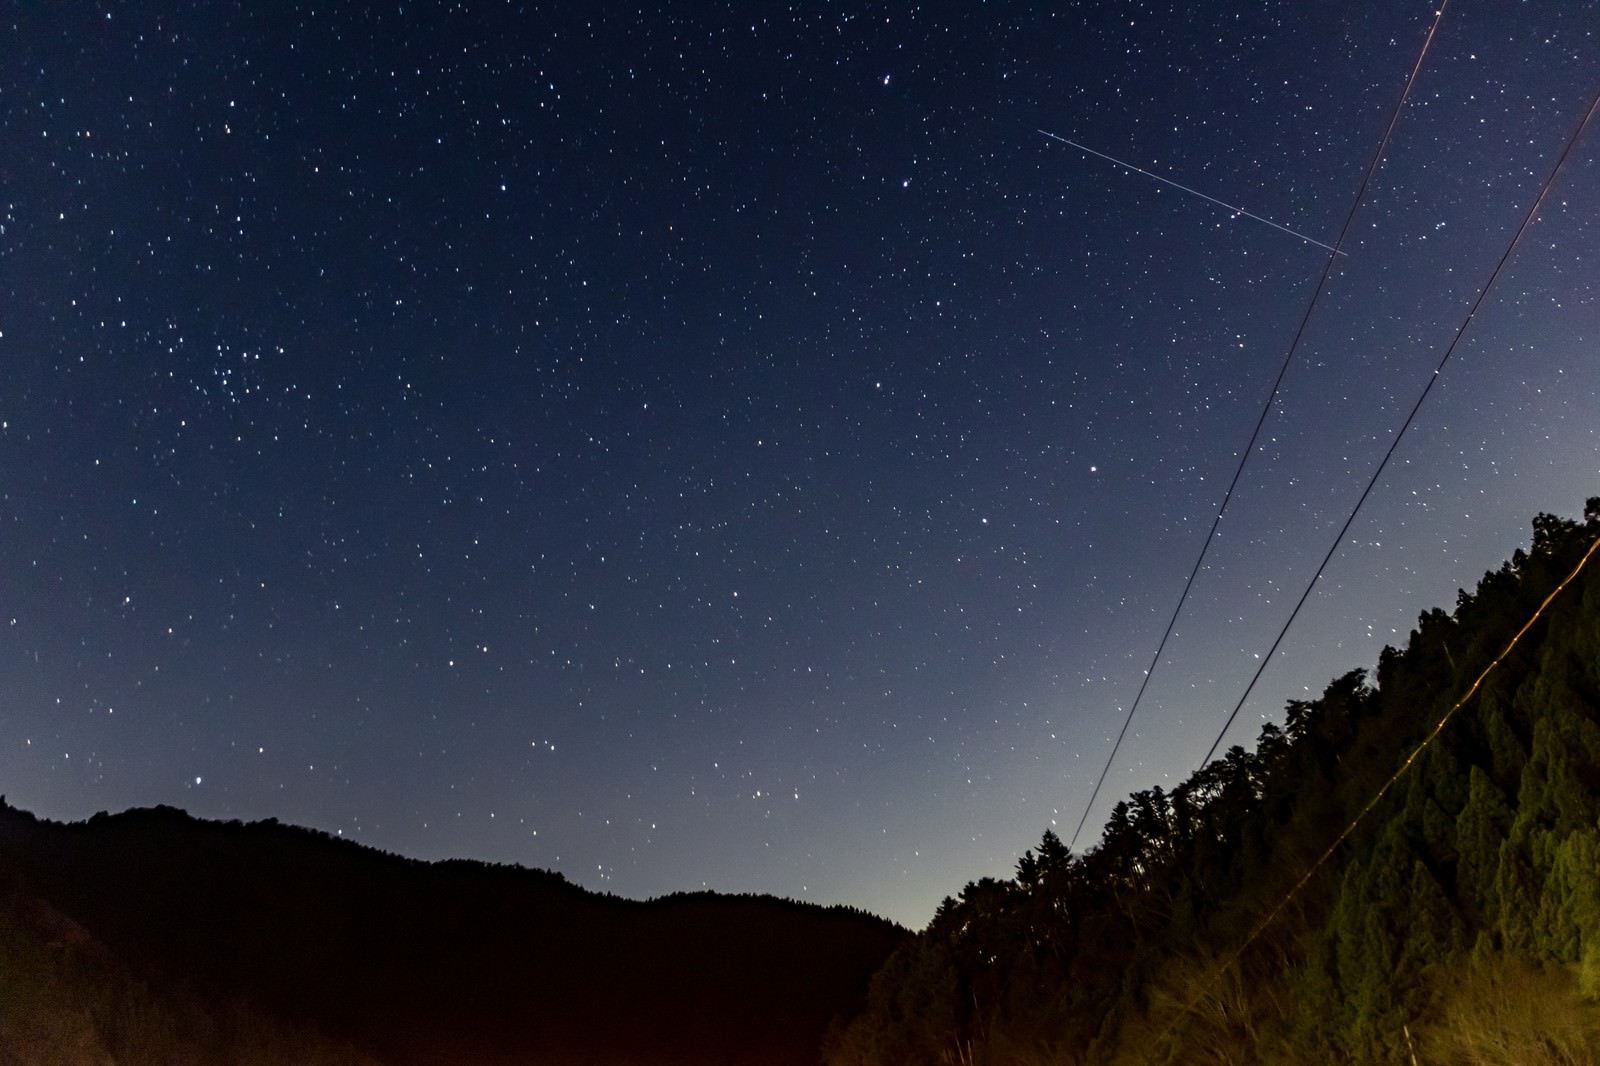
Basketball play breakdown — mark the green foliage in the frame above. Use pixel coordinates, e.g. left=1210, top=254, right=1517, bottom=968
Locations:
left=825, top=499, right=1600, bottom=1065
left=1418, top=953, right=1600, bottom=1065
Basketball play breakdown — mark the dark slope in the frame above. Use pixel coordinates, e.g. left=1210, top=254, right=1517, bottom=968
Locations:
left=0, top=888, right=381, bottom=1066
left=826, top=499, right=1600, bottom=1065
left=0, top=802, right=906, bottom=1066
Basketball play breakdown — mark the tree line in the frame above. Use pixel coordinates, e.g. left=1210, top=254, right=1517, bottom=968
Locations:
left=826, top=498, right=1600, bottom=1065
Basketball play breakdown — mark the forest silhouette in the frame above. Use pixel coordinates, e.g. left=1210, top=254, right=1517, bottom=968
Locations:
left=825, top=498, right=1600, bottom=1064
left=3, top=497, right=1598, bottom=1065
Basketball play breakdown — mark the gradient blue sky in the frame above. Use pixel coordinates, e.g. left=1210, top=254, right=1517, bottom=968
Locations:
left=4, top=2, right=1597, bottom=926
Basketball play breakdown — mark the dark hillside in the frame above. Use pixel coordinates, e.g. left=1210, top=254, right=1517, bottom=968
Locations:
left=0, top=801, right=906, bottom=1066
left=0, top=887, right=382, bottom=1066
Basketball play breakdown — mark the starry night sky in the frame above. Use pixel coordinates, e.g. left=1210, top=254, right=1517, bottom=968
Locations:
left=4, top=3, right=1597, bottom=927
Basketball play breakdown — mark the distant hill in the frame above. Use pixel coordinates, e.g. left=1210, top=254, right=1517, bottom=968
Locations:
left=0, top=885, right=383, bottom=1066
left=825, top=498, right=1600, bottom=1065
left=0, top=801, right=907, bottom=1066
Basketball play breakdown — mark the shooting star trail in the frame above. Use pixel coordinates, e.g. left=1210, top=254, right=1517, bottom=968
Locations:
left=1038, top=129, right=1346, bottom=256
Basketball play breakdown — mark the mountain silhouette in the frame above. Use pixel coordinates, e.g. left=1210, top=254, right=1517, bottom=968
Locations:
left=0, top=800, right=906, bottom=1065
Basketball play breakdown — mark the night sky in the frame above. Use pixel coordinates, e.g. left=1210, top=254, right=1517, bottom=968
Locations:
left=5, top=3, right=1597, bottom=928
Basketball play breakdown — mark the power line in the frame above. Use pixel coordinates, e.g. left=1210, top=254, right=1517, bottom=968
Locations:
left=1066, top=1, right=1451, bottom=850
left=1194, top=76, right=1600, bottom=771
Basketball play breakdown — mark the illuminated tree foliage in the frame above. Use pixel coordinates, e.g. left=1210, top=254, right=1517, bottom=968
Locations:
left=827, top=498, right=1600, bottom=1065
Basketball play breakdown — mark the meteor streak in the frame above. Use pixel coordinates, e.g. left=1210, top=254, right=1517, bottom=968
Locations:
left=1038, top=129, right=1345, bottom=256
